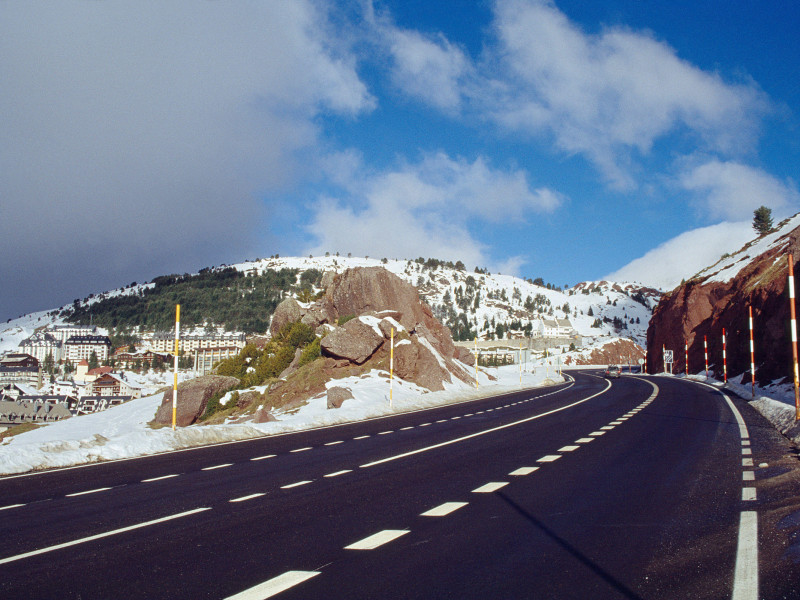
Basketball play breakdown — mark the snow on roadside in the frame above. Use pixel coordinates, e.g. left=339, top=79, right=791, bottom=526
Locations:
left=0, top=364, right=563, bottom=476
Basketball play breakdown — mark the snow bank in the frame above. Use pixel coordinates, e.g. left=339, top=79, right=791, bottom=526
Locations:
left=0, top=364, right=563, bottom=475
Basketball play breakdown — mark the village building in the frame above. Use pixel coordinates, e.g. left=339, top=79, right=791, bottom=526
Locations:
left=147, top=330, right=246, bottom=354
left=0, top=397, right=71, bottom=424
left=64, top=335, right=112, bottom=363
left=0, top=354, right=41, bottom=388
left=89, top=373, right=142, bottom=399
left=49, top=324, right=97, bottom=344
left=112, top=348, right=171, bottom=370
left=19, top=331, right=63, bottom=363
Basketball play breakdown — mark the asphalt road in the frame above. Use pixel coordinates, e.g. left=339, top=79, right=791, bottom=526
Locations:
left=1, top=371, right=799, bottom=599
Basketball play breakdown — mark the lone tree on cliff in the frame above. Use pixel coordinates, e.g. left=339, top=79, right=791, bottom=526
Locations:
left=753, top=205, right=773, bottom=235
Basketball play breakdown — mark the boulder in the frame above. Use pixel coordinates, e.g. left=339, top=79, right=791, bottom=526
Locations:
left=327, top=386, right=353, bottom=409
left=454, top=346, right=475, bottom=365
left=393, top=337, right=451, bottom=392
left=270, top=297, right=303, bottom=336
left=236, top=390, right=261, bottom=410
left=278, top=348, right=303, bottom=379
left=321, top=318, right=384, bottom=364
left=253, top=407, right=277, bottom=423
left=153, top=375, right=239, bottom=427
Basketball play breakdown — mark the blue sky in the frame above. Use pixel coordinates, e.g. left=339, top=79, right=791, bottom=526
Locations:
left=1, top=1, right=799, bottom=321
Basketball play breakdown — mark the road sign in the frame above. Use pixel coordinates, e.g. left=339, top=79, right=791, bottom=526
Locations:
left=638, top=358, right=644, bottom=365
left=664, top=350, right=673, bottom=364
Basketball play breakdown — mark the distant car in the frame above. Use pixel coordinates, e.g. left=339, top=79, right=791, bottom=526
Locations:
left=604, top=365, right=621, bottom=378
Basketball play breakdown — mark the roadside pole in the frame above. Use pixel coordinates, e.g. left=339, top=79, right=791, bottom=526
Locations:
left=685, top=340, right=688, bottom=376
left=704, top=335, right=709, bottom=380
left=172, top=304, right=180, bottom=431
left=389, top=328, right=394, bottom=409
left=474, top=337, right=479, bottom=389
left=722, top=328, right=728, bottom=384
left=788, top=254, right=800, bottom=420
left=519, top=341, right=522, bottom=386
left=749, top=306, right=756, bottom=398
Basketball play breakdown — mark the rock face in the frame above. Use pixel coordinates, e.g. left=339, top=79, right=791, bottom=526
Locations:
left=153, top=375, right=239, bottom=427
left=269, top=266, right=472, bottom=391
left=564, top=338, right=644, bottom=366
left=647, top=214, right=800, bottom=383
left=321, top=318, right=384, bottom=364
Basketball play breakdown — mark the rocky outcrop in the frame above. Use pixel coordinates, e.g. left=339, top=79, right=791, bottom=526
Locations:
left=647, top=214, right=800, bottom=383
left=153, top=375, right=239, bottom=427
left=268, top=267, right=472, bottom=391
left=321, top=318, right=384, bottom=364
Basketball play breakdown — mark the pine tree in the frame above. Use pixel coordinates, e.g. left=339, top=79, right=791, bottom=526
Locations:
left=753, top=206, right=773, bottom=235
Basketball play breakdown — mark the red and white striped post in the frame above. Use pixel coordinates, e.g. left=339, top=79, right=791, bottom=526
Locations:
left=662, top=344, right=666, bottom=374
left=722, top=328, right=728, bottom=383
left=788, top=254, right=800, bottom=420
left=749, top=306, right=756, bottom=398
left=685, top=340, right=689, bottom=376
left=704, top=335, right=709, bottom=380
left=644, top=349, right=647, bottom=374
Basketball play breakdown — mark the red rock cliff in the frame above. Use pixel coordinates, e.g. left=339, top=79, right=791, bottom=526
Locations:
left=647, top=214, right=800, bottom=384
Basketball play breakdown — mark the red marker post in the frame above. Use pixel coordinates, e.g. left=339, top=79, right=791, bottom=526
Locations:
left=749, top=306, right=756, bottom=398
left=704, top=335, right=709, bottom=380
left=685, top=340, right=689, bottom=376
left=788, top=255, right=800, bottom=420
left=722, top=328, right=728, bottom=384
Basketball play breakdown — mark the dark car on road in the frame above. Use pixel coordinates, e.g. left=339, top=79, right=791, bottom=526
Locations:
left=604, top=365, right=621, bottom=378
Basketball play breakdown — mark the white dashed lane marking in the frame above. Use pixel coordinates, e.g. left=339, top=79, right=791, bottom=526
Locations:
left=324, top=441, right=343, bottom=446
left=224, top=571, right=321, bottom=600
left=291, top=447, right=312, bottom=453
left=589, top=431, right=606, bottom=437
left=345, top=530, right=409, bottom=550
left=0, top=504, right=25, bottom=511
left=558, top=445, right=580, bottom=452
left=230, top=493, right=265, bottom=503
left=537, top=455, right=562, bottom=463
left=420, top=502, right=468, bottom=517
left=251, top=454, right=276, bottom=461
left=575, top=438, right=595, bottom=443
left=66, top=487, right=112, bottom=497
left=742, top=448, right=752, bottom=455
left=742, top=488, right=757, bottom=501
left=472, top=482, right=509, bottom=493
left=378, top=431, right=394, bottom=435
left=509, top=467, right=539, bottom=476
left=141, top=474, right=179, bottom=483
left=324, top=470, right=352, bottom=478
left=281, top=481, right=312, bottom=489
left=202, top=463, right=233, bottom=471
left=743, top=472, right=755, bottom=481
left=743, top=458, right=754, bottom=467
left=400, top=426, right=414, bottom=431
left=354, top=435, right=370, bottom=440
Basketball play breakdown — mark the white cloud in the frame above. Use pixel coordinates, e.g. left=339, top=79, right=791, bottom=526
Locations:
left=678, top=159, right=799, bottom=221
left=0, top=1, right=373, bottom=318
left=306, top=153, right=564, bottom=271
left=387, top=28, right=471, bottom=111
left=380, top=0, right=767, bottom=190
left=605, top=221, right=756, bottom=290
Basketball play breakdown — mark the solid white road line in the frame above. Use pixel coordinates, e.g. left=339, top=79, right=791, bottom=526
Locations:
left=421, top=502, right=468, bottom=517
left=141, top=474, right=180, bottom=483
left=0, top=507, right=211, bottom=566
left=230, top=493, right=265, bottom=503
left=324, top=470, right=352, bottom=478
left=472, top=482, right=509, bottom=493
left=732, top=511, right=759, bottom=600
left=224, top=570, right=321, bottom=600
left=360, top=379, right=616, bottom=469
left=250, top=454, right=276, bottom=461
left=281, top=480, right=312, bottom=489
left=537, top=455, right=562, bottom=463
left=0, top=504, right=25, bottom=511
left=509, top=467, right=539, bottom=476
left=202, top=463, right=233, bottom=471
left=66, top=487, right=112, bottom=497
left=345, top=530, right=409, bottom=550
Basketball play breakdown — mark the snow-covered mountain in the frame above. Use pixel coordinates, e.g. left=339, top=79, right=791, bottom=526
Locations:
left=0, top=255, right=660, bottom=355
